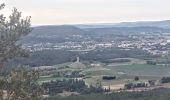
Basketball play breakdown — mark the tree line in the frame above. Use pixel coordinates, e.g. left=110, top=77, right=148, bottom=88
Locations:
left=41, top=79, right=108, bottom=96
left=46, top=88, right=170, bottom=100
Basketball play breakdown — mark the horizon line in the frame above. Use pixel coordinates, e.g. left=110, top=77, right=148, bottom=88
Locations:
left=31, top=19, right=170, bottom=26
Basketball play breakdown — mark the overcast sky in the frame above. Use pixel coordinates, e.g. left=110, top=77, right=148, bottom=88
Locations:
left=1, top=0, right=170, bottom=25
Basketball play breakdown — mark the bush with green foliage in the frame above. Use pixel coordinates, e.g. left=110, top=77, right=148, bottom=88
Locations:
left=47, top=88, right=170, bottom=100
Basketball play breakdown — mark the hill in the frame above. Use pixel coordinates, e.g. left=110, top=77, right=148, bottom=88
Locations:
left=21, top=25, right=86, bottom=43
left=74, top=20, right=170, bottom=29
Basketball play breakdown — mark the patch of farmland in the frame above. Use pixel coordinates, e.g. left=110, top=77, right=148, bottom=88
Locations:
left=82, top=67, right=117, bottom=76
left=107, top=64, right=170, bottom=77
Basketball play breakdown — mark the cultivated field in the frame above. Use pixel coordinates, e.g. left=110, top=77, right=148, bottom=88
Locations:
left=37, top=58, right=170, bottom=90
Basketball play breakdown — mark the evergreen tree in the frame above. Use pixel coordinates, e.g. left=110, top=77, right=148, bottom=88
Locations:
left=0, top=3, right=43, bottom=99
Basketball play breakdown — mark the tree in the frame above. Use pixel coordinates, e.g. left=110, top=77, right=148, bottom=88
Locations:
left=134, top=76, right=139, bottom=81
left=0, top=3, right=31, bottom=70
left=0, top=3, right=43, bottom=99
left=2, top=66, right=43, bottom=99
left=146, top=61, right=156, bottom=65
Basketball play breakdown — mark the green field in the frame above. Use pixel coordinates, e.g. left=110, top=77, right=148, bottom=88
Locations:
left=38, top=60, right=170, bottom=87
left=106, top=64, right=170, bottom=77
left=83, top=63, right=170, bottom=86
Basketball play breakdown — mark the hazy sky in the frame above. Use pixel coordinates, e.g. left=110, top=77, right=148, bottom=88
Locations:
left=1, top=0, right=170, bottom=25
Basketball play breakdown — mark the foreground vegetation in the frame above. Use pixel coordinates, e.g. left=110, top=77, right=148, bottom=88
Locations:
left=0, top=3, right=43, bottom=99
left=47, top=88, right=170, bottom=100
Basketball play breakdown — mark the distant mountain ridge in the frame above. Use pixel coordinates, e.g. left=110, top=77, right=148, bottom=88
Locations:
left=20, top=24, right=170, bottom=44
left=31, top=25, right=86, bottom=35
left=20, top=20, right=170, bottom=44
left=21, top=25, right=87, bottom=43
left=74, top=20, right=170, bottom=29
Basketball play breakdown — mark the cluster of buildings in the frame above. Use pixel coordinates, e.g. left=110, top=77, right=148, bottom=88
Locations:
left=22, top=33, right=170, bottom=56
